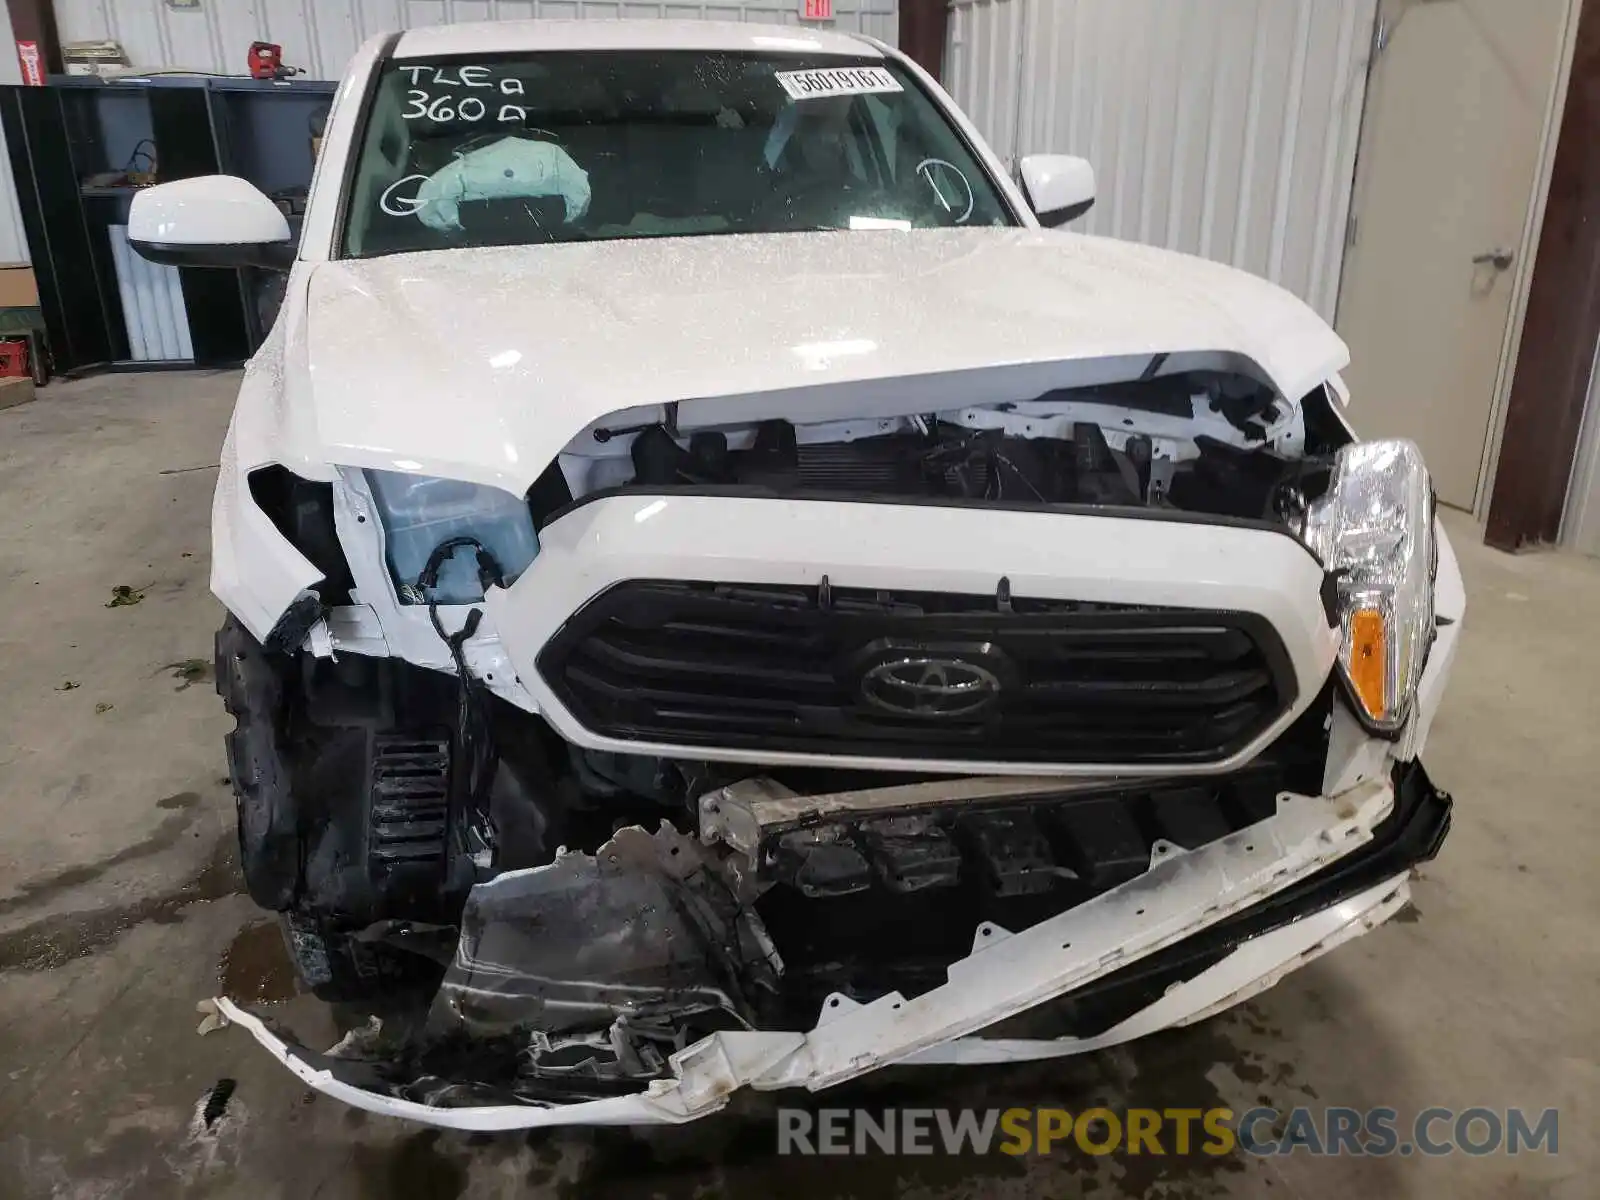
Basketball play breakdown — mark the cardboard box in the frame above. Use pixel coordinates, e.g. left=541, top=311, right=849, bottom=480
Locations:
left=61, top=39, right=129, bottom=76
left=0, top=264, right=39, bottom=309
left=0, top=375, right=35, bottom=411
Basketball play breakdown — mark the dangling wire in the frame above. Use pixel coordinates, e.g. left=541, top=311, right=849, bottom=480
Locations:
left=418, top=538, right=507, bottom=867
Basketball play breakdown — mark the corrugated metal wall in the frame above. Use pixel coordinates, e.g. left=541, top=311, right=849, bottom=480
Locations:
left=52, top=0, right=898, bottom=80
left=945, top=0, right=1378, bottom=321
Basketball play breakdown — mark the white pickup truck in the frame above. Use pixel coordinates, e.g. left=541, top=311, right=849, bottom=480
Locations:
left=130, top=18, right=1459, bottom=1129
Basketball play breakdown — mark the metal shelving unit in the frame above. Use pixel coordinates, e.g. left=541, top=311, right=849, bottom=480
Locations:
left=0, top=74, right=334, bottom=375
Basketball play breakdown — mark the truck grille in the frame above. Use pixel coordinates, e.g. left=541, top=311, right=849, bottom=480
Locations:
left=536, top=581, right=1297, bottom=765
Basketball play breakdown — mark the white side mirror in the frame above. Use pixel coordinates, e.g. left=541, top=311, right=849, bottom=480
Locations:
left=129, top=175, right=294, bottom=271
left=1018, top=155, right=1096, bottom=227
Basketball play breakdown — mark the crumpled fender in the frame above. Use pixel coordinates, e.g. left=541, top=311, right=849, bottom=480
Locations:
left=210, top=264, right=337, bottom=643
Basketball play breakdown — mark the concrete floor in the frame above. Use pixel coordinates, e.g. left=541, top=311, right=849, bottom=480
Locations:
left=0, top=371, right=1594, bottom=1200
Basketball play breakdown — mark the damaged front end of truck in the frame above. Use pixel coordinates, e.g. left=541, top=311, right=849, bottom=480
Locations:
left=205, top=231, right=1461, bottom=1128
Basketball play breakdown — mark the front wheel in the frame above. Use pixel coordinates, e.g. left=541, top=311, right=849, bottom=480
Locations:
left=215, top=613, right=466, bottom=1001
left=217, top=616, right=301, bottom=911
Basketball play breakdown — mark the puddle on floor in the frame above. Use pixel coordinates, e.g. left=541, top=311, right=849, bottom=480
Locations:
left=0, top=834, right=243, bottom=971
left=220, top=920, right=299, bottom=1004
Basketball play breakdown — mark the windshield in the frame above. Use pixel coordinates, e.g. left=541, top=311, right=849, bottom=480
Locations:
left=340, top=51, right=1016, bottom=257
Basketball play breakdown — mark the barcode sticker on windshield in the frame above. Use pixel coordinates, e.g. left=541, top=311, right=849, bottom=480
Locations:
left=775, top=66, right=902, bottom=101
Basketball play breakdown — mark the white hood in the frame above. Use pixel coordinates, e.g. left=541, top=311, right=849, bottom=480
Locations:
left=301, top=228, right=1347, bottom=493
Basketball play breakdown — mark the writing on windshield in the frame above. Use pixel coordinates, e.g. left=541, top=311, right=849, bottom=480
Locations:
left=341, top=51, right=1014, bottom=257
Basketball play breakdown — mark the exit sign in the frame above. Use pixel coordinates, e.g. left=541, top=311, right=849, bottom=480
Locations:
left=801, top=0, right=833, bottom=20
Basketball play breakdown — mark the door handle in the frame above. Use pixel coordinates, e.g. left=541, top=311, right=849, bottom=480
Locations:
left=1473, top=249, right=1515, bottom=271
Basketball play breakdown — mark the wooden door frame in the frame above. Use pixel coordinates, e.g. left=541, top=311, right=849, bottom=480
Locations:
left=1483, top=0, right=1595, bottom=547
left=898, top=0, right=950, bottom=77
left=4, top=0, right=64, bottom=73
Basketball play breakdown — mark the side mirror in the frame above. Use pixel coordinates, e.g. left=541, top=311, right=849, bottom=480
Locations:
left=1018, top=155, right=1096, bottom=227
left=129, top=176, right=294, bottom=271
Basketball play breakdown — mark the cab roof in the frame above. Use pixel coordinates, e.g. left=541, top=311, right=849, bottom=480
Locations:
left=392, top=18, right=883, bottom=60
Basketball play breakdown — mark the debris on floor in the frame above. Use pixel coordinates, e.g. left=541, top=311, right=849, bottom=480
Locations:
left=196, top=998, right=229, bottom=1037
left=201, top=1078, right=237, bottom=1129
left=166, top=658, right=211, bottom=691
left=106, top=584, right=145, bottom=607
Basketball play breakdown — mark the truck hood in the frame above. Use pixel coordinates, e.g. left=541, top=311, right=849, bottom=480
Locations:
left=302, top=228, right=1348, bottom=493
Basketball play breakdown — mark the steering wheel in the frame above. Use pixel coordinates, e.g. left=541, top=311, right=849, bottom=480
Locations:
left=914, top=158, right=975, bottom=225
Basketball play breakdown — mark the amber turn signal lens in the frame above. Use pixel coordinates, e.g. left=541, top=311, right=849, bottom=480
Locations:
left=1347, top=608, right=1388, bottom=720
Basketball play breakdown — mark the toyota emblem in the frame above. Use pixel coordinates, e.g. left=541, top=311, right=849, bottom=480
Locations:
left=859, top=656, right=1002, bottom=719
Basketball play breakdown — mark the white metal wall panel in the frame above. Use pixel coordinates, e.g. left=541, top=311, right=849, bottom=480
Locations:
left=0, top=121, right=30, bottom=265
left=0, top=0, right=20, bottom=84
left=0, top=0, right=29, bottom=263
left=52, top=0, right=897, bottom=80
left=108, top=223, right=193, bottom=360
left=946, top=0, right=1377, bottom=321
left=1560, top=337, right=1600, bottom=554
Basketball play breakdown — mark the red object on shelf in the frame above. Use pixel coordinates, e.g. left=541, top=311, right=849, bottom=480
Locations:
left=0, top=339, right=31, bottom=378
left=248, top=41, right=302, bottom=80
left=16, top=40, right=43, bottom=86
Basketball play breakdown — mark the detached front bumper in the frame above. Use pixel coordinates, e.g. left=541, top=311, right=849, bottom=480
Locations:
left=215, top=762, right=1449, bottom=1130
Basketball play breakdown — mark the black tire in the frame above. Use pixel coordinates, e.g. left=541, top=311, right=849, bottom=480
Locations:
left=217, top=616, right=302, bottom=911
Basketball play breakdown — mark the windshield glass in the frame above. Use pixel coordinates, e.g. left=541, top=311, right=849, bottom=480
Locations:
left=340, top=51, right=1016, bottom=257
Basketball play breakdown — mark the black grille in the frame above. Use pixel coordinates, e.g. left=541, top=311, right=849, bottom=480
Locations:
left=537, top=581, right=1297, bottom=765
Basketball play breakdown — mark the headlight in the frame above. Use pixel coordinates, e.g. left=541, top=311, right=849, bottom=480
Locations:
left=1302, top=439, right=1435, bottom=733
left=366, top=470, right=539, bottom=604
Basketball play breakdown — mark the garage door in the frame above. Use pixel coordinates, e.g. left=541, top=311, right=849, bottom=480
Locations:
left=49, top=0, right=900, bottom=81
left=944, top=0, right=1378, bottom=322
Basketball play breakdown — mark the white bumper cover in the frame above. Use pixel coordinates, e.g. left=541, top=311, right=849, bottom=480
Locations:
left=216, top=777, right=1403, bottom=1130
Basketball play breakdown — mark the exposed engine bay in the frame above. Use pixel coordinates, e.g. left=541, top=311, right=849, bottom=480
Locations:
left=551, top=371, right=1339, bottom=526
